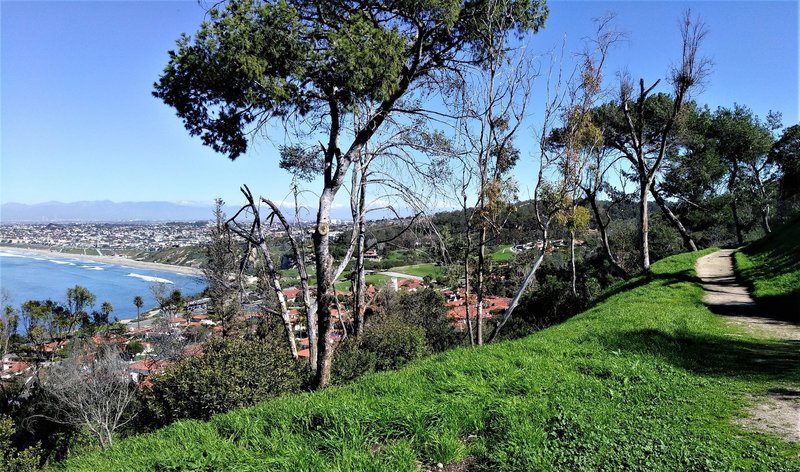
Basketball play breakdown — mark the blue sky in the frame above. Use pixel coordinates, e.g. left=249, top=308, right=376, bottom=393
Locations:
left=1, top=1, right=797, bottom=209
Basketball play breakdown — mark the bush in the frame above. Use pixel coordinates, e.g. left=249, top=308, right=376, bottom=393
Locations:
left=0, top=415, right=41, bottom=472
left=331, top=317, right=428, bottom=384
left=138, top=337, right=309, bottom=428
left=330, top=338, right=377, bottom=385
left=361, top=318, right=428, bottom=371
left=390, top=289, right=462, bottom=353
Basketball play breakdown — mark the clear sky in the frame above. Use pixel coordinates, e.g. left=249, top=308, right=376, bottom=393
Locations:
left=2, top=0, right=798, bottom=209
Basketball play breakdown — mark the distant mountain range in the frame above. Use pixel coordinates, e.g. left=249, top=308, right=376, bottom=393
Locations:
left=0, top=200, right=356, bottom=223
left=1, top=201, right=234, bottom=223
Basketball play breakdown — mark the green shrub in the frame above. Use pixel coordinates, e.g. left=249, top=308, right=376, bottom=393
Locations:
left=0, top=415, right=41, bottom=472
left=390, top=289, right=462, bottom=352
left=331, top=337, right=378, bottom=385
left=138, top=337, right=309, bottom=428
left=331, top=317, right=428, bottom=384
left=361, top=318, right=428, bottom=371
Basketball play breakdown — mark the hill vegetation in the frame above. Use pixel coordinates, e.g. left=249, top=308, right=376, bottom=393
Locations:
left=58, top=250, right=800, bottom=470
left=734, top=215, right=800, bottom=319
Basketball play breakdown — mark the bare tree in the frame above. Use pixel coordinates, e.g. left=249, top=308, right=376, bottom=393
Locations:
left=457, top=25, right=533, bottom=345
left=1, top=290, right=18, bottom=362
left=487, top=40, right=571, bottom=342
left=552, top=15, right=620, bottom=295
left=615, top=10, right=709, bottom=270
left=227, top=187, right=300, bottom=360
left=203, top=199, right=242, bottom=337
left=39, top=345, right=137, bottom=449
left=487, top=16, right=620, bottom=341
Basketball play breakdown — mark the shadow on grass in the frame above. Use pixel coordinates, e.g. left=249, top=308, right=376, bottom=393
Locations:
left=748, top=293, right=800, bottom=324
left=600, top=328, right=800, bottom=383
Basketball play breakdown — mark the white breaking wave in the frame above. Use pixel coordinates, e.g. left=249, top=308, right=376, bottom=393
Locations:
left=49, top=259, right=76, bottom=266
left=82, top=265, right=105, bottom=271
left=0, top=252, right=27, bottom=258
left=126, top=273, right=174, bottom=284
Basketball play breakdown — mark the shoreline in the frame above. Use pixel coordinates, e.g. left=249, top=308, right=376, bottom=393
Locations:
left=0, top=245, right=203, bottom=276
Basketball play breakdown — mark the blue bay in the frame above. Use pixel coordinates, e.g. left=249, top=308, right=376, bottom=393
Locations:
left=0, top=250, right=206, bottom=321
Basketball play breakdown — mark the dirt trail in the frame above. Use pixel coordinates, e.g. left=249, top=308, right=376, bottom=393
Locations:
left=696, top=249, right=800, bottom=340
left=696, top=249, right=800, bottom=443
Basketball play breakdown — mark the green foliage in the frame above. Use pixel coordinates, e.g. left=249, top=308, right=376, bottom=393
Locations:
left=357, top=318, right=428, bottom=372
left=772, top=124, right=800, bottom=198
left=60, top=249, right=800, bottom=470
left=153, top=0, right=548, bottom=159
left=126, top=340, right=144, bottom=359
left=0, top=416, right=41, bottom=472
left=138, top=337, right=309, bottom=428
left=390, top=288, right=462, bottom=353
left=734, top=215, right=800, bottom=318
left=330, top=337, right=378, bottom=385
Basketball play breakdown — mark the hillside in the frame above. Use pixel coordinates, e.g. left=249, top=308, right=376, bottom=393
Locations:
left=59, top=250, right=800, bottom=470
left=734, top=215, right=800, bottom=321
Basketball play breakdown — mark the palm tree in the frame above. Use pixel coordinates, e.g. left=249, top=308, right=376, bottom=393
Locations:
left=100, top=301, right=113, bottom=325
left=133, top=296, right=143, bottom=330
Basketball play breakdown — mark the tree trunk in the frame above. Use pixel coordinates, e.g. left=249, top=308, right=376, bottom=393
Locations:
left=752, top=166, right=772, bottom=234
left=476, top=225, right=486, bottom=345
left=650, top=182, right=697, bottom=251
left=463, top=248, right=474, bottom=346
left=639, top=182, right=651, bottom=271
left=312, top=188, right=336, bottom=389
left=570, top=228, right=577, bottom=297
left=586, top=191, right=629, bottom=278
left=486, top=230, right=548, bottom=343
left=729, top=163, right=744, bottom=245
left=353, top=185, right=367, bottom=337
left=462, top=194, right=475, bottom=346
left=257, top=243, right=298, bottom=359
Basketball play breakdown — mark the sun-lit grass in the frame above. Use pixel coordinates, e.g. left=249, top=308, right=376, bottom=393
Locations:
left=490, top=244, right=514, bottom=263
left=387, top=263, right=443, bottom=279
left=734, top=215, right=800, bottom=317
left=58, top=249, right=800, bottom=471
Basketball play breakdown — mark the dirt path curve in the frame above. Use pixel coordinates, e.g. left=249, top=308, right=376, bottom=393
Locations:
left=696, top=249, right=800, bottom=443
left=696, top=249, right=800, bottom=341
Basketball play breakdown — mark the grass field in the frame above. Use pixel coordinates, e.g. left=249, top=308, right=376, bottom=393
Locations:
left=387, top=263, right=443, bottom=279
left=59, top=248, right=800, bottom=470
left=490, top=244, right=514, bottom=262
left=734, top=215, right=800, bottom=319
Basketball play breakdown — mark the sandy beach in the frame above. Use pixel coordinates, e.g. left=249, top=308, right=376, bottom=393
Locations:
left=0, top=245, right=203, bottom=276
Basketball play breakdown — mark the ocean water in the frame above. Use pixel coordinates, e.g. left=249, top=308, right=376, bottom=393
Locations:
left=0, top=250, right=206, bottom=321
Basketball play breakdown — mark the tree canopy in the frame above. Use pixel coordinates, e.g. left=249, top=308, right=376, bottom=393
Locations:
left=154, top=0, right=548, bottom=159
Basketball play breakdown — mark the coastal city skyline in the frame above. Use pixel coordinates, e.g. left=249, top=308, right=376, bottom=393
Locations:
left=2, top=1, right=797, bottom=210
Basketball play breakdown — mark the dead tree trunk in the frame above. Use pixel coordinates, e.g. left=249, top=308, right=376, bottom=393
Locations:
left=227, top=187, right=298, bottom=359
left=585, top=190, right=629, bottom=278
left=650, top=181, right=697, bottom=251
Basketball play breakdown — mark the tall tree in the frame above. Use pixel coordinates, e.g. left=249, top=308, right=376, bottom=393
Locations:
left=772, top=124, right=800, bottom=201
left=454, top=5, right=532, bottom=345
left=95, top=301, right=113, bottom=325
left=204, top=199, right=242, bottom=337
left=154, top=0, right=548, bottom=388
left=65, top=285, right=96, bottom=335
left=710, top=105, right=775, bottom=241
left=133, top=296, right=144, bottom=331
left=602, top=11, right=709, bottom=270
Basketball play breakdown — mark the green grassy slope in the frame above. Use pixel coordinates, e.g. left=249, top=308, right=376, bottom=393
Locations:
left=388, top=263, right=444, bottom=279
left=59, top=250, right=800, bottom=471
left=490, top=244, right=514, bottom=262
left=734, top=215, right=800, bottom=319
